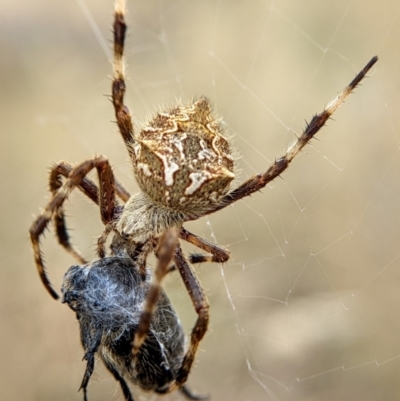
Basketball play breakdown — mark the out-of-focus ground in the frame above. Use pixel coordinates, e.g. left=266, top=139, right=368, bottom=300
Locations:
left=1, top=1, right=400, bottom=400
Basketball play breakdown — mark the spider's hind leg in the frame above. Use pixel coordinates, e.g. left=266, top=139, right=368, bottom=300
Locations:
left=112, top=1, right=136, bottom=156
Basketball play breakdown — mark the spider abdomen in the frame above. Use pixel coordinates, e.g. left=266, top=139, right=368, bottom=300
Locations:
left=131, top=97, right=235, bottom=214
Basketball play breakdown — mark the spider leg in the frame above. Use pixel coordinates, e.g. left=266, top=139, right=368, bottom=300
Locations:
left=132, top=229, right=178, bottom=354
left=97, top=222, right=115, bottom=259
left=50, top=162, right=100, bottom=204
left=112, top=2, right=136, bottom=157
left=179, top=227, right=230, bottom=263
left=50, top=161, right=131, bottom=203
left=196, top=56, right=378, bottom=217
left=30, top=156, right=119, bottom=299
left=167, top=244, right=210, bottom=392
left=167, top=254, right=224, bottom=273
left=49, top=162, right=131, bottom=262
left=188, top=254, right=216, bottom=264
left=49, top=163, right=97, bottom=266
left=165, top=255, right=203, bottom=274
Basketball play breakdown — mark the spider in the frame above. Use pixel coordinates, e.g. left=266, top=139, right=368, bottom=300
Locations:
left=29, top=0, right=377, bottom=399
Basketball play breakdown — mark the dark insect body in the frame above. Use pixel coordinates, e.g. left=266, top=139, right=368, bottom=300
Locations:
left=62, top=251, right=205, bottom=401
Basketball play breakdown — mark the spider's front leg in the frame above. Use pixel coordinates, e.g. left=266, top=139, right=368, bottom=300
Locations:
left=48, top=162, right=99, bottom=267
left=48, top=161, right=131, bottom=262
left=30, top=156, right=118, bottom=299
left=198, top=56, right=378, bottom=217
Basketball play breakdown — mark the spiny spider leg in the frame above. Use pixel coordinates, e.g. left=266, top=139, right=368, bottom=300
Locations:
left=50, top=161, right=130, bottom=205
left=50, top=162, right=101, bottom=205
left=30, top=156, right=118, bottom=299
left=179, top=227, right=230, bottom=263
left=164, top=244, right=210, bottom=393
left=48, top=161, right=130, bottom=264
left=97, top=222, right=115, bottom=259
left=112, top=2, right=135, bottom=153
left=31, top=0, right=378, bottom=397
left=198, top=56, right=378, bottom=218
left=132, top=229, right=178, bottom=354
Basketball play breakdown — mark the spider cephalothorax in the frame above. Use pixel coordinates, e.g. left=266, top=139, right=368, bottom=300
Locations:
left=29, top=0, right=377, bottom=400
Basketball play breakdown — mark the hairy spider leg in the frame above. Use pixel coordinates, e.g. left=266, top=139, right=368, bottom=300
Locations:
left=30, top=156, right=118, bottom=299
left=112, top=3, right=135, bottom=156
left=199, top=56, right=378, bottom=218
left=179, top=227, right=230, bottom=263
left=164, top=244, right=210, bottom=393
left=48, top=161, right=131, bottom=264
left=132, top=229, right=178, bottom=353
left=48, top=163, right=230, bottom=269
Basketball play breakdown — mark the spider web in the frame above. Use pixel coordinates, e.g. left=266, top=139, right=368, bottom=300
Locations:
left=114, top=3, right=399, bottom=400
left=2, top=0, right=400, bottom=400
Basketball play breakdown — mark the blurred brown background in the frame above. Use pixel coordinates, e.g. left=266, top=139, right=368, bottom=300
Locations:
left=1, top=0, right=400, bottom=400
